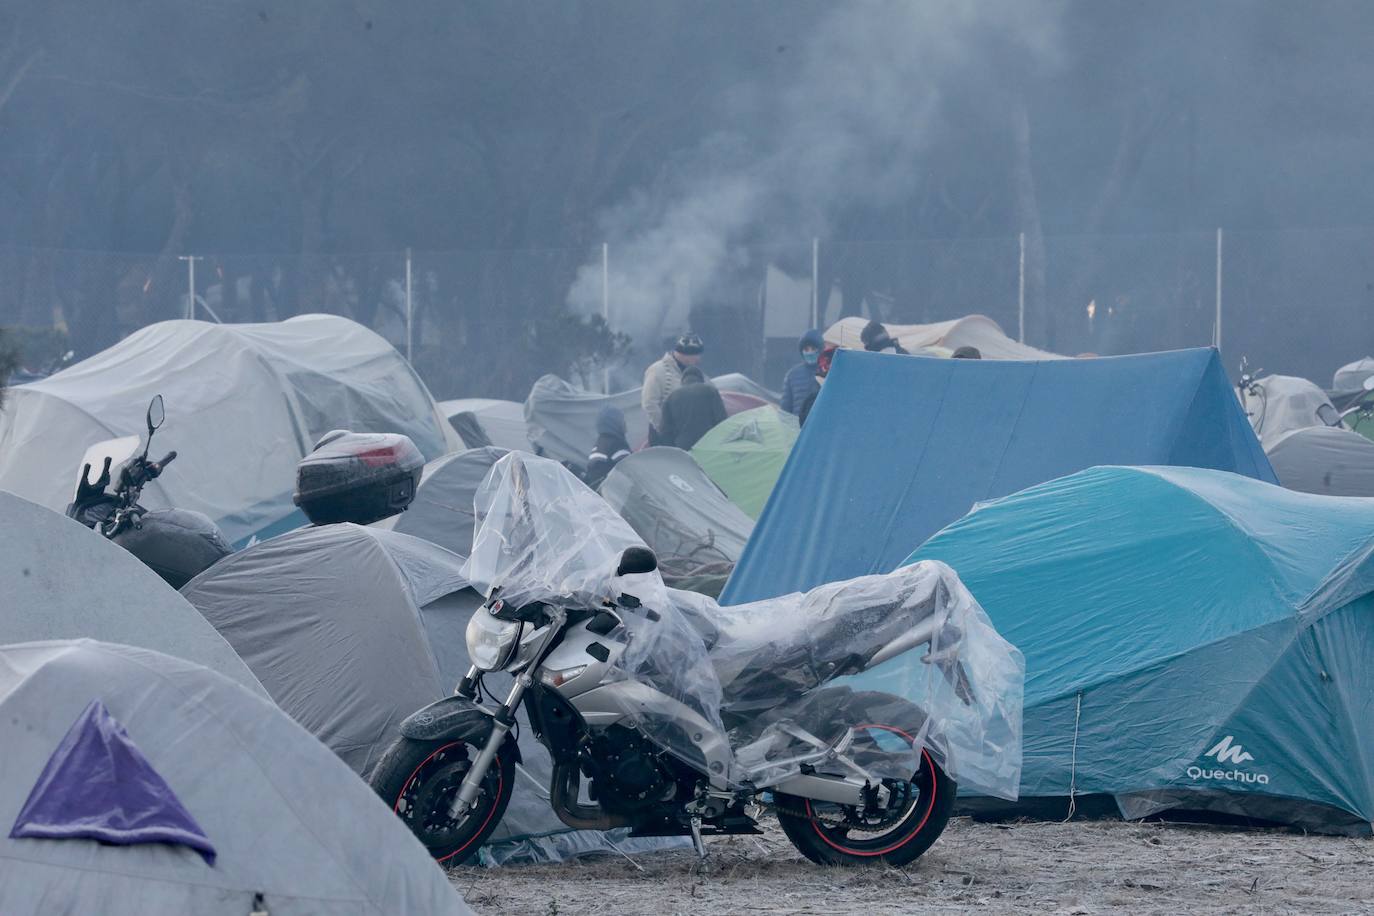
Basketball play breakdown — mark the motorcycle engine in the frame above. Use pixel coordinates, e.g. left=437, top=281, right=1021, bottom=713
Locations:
left=583, top=725, right=677, bottom=811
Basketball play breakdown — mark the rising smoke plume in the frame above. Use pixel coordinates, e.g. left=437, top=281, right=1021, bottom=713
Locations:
left=567, top=0, right=1062, bottom=358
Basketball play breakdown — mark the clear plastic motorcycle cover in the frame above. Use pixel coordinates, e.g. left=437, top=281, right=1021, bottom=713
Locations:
left=463, top=453, right=1023, bottom=800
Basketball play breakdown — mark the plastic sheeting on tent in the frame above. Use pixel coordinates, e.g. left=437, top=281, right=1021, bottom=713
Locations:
left=824, top=315, right=1064, bottom=361
left=598, top=447, right=754, bottom=597
left=464, top=452, right=1023, bottom=798
left=374, top=447, right=508, bottom=557
left=1265, top=425, right=1374, bottom=497
left=439, top=398, right=530, bottom=451
left=1242, top=374, right=1343, bottom=449
left=908, top=466, right=1374, bottom=834
left=524, top=372, right=777, bottom=469
left=180, top=523, right=676, bottom=864
left=0, top=315, right=459, bottom=548
left=0, top=490, right=263, bottom=695
left=690, top=406, right=799, bottom=519
left=0, top=640, right=469, bottom=914
left=722, top=348, right=1275, bottom=604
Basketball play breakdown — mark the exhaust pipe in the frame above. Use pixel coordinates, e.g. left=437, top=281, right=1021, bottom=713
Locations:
left=549, top=763, right=633, bottom=831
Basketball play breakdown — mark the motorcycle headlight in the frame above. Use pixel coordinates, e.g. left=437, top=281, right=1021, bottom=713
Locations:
left=466, top=610, right=523, bottom=671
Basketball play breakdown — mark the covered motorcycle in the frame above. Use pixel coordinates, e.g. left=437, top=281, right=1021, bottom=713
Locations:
left=370, top=452, right=1022, bottom=867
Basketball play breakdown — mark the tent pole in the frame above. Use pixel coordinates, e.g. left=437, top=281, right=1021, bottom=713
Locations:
left=405, top=247, right=413, bottom=363
left=811, top=237, right=820, bottom=329
left=602, top=242, right=610, bottom=394
left=1215, top=228, right=1223, bottom=350
left=178, top=255, right=201, bottom=320
left=1018, top=232, right=1026, bottom=344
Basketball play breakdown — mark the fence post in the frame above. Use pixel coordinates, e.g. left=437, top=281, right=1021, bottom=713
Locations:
left=1215, top=228, right=1223, bottom=350
left=602, top=241, right=610, bottom=394
left=177, top=255, right=201, bottom=319
left=1018, top=232, right=1026, bottom=344
left=405, top=247, right=413, bottom=363
left=811, top=237, right=820, bottom=329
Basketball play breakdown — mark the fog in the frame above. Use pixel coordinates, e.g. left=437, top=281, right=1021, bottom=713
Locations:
left=2, top=1, right=1373, bottom=396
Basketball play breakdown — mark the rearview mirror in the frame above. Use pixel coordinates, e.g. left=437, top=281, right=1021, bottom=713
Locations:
left=1362, top=376, right=1374, bottom=392
left=146, top=395, right=165, bottom=433
left=616, top=546, right=658, bottom=577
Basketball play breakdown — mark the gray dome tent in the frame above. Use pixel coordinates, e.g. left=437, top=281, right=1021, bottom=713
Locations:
left=0, top=315, right=459, bottom=547
left=1243, top=374, right=1342, bottom=449
left=1265, top=425, right=1374, bottom=497
left=373, top=446, right=508, bottom=557
left=0, top=639, right=468, bottom=915
left=181, top=522, right=676, bottom=863
left=598, top=447, right=754, bottom=597
left=524, top=372, right=778, bottom=469
left=0, top=490, right=262, bottom=695
left=438, top=399, right=530, bottom=451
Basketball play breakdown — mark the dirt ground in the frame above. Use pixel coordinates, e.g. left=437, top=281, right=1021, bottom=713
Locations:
left=454, top=817, right=1374, bottom=915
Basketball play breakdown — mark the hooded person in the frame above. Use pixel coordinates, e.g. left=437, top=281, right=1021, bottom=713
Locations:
left=780, top=329, right=824, bottom=415
left=657, top=365, right=728, bottom=451
left=585, top=405, right=632, bottom=488
left=952, top=345, right=982, bottom=359
left=642, top=333, right=704, bottom=444
left=860, top=320, right=908, bottom=355
left=798, top=344, right=838, bottom=427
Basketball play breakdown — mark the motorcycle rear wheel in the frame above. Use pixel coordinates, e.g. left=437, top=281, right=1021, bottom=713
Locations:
left=775, top=743, right=955, bottom=867
left=368, top=735, right=515, bottom=865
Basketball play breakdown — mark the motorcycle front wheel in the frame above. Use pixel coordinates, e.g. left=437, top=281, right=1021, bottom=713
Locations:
left=368, top=736, right=515, bottom=865
left=775, top=742, right=955, bottom=867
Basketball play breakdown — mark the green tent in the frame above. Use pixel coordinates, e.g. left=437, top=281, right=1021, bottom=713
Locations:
left=690, top=406, right=798, bottom=518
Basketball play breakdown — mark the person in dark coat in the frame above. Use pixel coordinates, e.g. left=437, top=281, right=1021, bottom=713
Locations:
left=951, top=345, right=982, bottom=359
left=860, top=320, right=908, bottom=354
left=584, top=405, right=631, bottom=489
left=780, top=329, right=824, bottom=415
left=658, top=366, right=728, bottom=450
left=798, top=344, right=837, bottom=427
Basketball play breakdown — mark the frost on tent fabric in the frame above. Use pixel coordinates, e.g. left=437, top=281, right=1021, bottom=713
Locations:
left=9, top=699, right=216, bottom=864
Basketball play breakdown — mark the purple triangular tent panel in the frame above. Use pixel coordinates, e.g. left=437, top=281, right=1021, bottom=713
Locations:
left=9, top=699, right=216, bottom=865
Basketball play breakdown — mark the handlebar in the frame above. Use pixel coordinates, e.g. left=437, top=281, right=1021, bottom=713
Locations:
left=148, top=451, right=177, bottom=478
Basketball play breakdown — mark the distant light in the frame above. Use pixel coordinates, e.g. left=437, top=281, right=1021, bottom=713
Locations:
left=1086, top=300, right=1096, bottom=320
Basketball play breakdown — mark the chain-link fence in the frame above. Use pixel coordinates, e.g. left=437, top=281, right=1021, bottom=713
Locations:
left=4, top=229, right=1373, bottom=401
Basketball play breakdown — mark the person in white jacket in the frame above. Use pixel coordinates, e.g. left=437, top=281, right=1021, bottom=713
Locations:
left=642, top=333, right=704, bottom=444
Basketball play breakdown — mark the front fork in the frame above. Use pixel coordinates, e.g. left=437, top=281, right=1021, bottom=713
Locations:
left=448, top=607, right=565, bottom=819
left=448, top=670, right=530, bottom=818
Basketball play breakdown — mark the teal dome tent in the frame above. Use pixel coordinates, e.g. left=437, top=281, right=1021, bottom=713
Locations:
left=909, top=466, right=1374, bottom=834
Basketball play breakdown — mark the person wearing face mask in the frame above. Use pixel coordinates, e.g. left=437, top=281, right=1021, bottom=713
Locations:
left=780, top=329, right=824, bottom=415
left=860, top=320, right=908, bottom=355
left=797, top=344, right=837, bottom=426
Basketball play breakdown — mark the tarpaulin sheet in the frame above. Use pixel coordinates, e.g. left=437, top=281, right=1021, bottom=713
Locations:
left=723, top=347, right=1276, bottom=604
left=909, top=465, right=1374, bottom=833
left=824, top=315, right=1064, bottom=361
left=1266, top=425, right=1374, bottom=497
left=0, top=640, right=469, bottom=914
left=375, top=447, right=509, bottom=558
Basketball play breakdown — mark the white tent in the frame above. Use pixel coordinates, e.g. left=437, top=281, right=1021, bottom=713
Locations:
left=0, top=490, right=262, bottom=695
left=0, top=640, right=469, bottom=915
left=0, top=315, right=459, bottom=546
left=824, top=315, right=1064, bottom=361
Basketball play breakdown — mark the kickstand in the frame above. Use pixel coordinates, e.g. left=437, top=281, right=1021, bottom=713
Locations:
left=689, top=816, right=709, bottom=864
